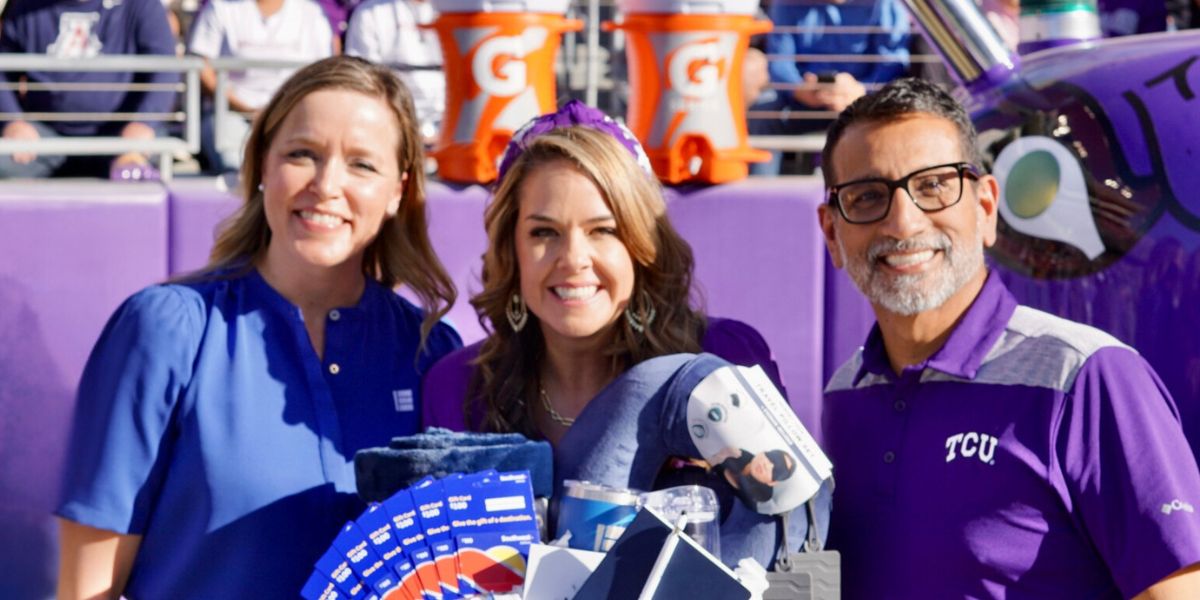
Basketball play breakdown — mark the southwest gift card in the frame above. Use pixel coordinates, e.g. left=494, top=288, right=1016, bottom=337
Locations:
left=331, top=521, right=409, bottom=600
left=301, top=570, right=342, bottom=600
left=445, top=470, right=539, bottom=592
left=314, top=546, right=375, bottom=600
left=383, top=483, right=442, bottom=600
left=412, top=476, right=469, bottom=599
left=356, top=503, right=422, bottom=600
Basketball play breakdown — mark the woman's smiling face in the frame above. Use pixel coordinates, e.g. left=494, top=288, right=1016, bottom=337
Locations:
left=260, top=88, right=404, bottom=279
left=514, top=159, right=636, bottom=346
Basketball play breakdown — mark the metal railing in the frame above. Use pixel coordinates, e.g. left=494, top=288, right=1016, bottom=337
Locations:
left=0, top=54, right=203, bottom=180
left=0, top=12, right=946, bottom=176
left=208, top=57, right=313, bottom=163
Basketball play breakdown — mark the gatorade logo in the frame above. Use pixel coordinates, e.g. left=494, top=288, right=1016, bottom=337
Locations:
left=667, top=38, right=726, bottom=100
left=472, top=32, right=538, bottom=98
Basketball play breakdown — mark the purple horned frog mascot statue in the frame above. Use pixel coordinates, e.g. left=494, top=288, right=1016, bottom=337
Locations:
left=902, top=0, right=1200, bottom=458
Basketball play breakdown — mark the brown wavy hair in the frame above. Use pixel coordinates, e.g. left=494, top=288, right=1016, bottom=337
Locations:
left=198, top=56, right=455, bottom=345
left=469, top=126, right=706, bottom=436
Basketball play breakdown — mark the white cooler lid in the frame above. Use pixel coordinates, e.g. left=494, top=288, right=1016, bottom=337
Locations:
left=616, top=0, right=759, bottom=15
left=431, top=0, right=572, bottom=13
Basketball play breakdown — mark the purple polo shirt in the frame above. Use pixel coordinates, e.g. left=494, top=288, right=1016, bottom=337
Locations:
left=823, top=272, right=1200, bottom=599
left=421, top=317, right=785, bottom=431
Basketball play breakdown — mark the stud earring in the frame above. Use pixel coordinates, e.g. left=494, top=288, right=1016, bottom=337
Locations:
left=625, top=290, right=656, bottom=334
left=506, top=294, right=528, bottom=332
left=257, top=182, right=265, bottom=193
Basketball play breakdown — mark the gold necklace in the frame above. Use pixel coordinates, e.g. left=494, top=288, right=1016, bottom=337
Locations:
left=539, top=385, right=576, bottom=427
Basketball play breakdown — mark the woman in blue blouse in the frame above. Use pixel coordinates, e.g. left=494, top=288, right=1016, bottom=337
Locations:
left=55, top=56, right=461, bottom=599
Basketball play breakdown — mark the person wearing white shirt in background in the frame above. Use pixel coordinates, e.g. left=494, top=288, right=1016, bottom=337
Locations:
left=188, top=0, right=335, bottom=172
left=345, top=0, right=444, bottom=143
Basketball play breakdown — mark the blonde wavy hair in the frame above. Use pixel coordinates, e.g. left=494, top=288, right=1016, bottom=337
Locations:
left=470, top=126, right=706, bottom=435
left=200, top=56, right=455, bottom=345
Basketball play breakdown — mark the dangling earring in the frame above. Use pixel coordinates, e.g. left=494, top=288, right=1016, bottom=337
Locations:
left=625, top=290, right=657, bottom=334
left=506, top=294, right=528, bottom=332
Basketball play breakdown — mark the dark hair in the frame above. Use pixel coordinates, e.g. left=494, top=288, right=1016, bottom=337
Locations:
left=820, top=77, right=983, bottom=189
left=765, top=449, right=796, bottom=482
left=733, top=449, right=796, bottom=504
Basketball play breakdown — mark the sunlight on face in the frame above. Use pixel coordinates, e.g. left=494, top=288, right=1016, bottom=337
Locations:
left=260, top=89, right=404, bottom=280
left=514, top=160, right=636, bottom=346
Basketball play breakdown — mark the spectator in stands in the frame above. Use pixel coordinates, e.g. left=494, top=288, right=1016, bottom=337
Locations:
left=345, top=0, right=444, bottom=143
left=743, top=47, right=771, bottom=115
left=188, top=0, right=335, bottom=173
left=55, top=56, right=460, bottom=599
left=749, top=0, right=910, bottom=176
left=1098, top=0, right=1191, bottom=35
left=0, top=0, right=178, bottom=180
left=315, top=0, right=367, bottom=42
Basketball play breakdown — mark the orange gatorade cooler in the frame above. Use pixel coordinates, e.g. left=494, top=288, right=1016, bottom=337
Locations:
left=429, top=0, right=582, bottom=184
left=608, top=0, right=770, bottom=184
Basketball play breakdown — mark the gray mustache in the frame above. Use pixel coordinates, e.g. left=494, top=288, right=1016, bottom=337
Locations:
left=866, top=235, right=952, bottom=263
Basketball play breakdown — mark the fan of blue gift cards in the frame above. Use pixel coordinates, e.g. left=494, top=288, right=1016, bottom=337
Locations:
left=302, top=470, right=540, bottom=600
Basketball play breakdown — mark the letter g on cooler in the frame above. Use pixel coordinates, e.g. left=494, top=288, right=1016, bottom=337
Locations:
left=472, top=33, right=533, bottom=98
left=667, top=38, right=726, bottom=100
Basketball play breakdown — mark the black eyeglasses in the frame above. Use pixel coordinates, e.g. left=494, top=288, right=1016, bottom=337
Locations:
left=828, top=162, right=981, bottom=224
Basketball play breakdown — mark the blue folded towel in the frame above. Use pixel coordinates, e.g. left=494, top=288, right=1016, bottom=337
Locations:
left=355, top=428, right=554, bottom=501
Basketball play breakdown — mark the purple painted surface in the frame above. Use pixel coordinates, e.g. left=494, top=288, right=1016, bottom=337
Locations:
left=821, top=255, right=874, bottom=384
left=410, top=181, right=491, bottom=345
left=965, top=30, right=1200, bottom=457
left=1012, top=30, right=1200, bottom=197
left=0, top=181, right=168, bottom=598
left=168, top=175, right=241, bottom=276
left=666, top=177, right=829, bottom=437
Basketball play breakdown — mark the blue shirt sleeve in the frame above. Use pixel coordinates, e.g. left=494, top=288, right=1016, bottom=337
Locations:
left=56, top=285, right=205, bottom=535
left=1057, top=347, right=1200, bottom=598
left=765, top=3, right=805, bottom=85
left=863, top=0, right=911, bottom=84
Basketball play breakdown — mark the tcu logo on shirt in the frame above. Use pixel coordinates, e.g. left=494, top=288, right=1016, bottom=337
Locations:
left=48, top=13, right=103, bottom=59
left=945, top=432, right=998, bottom=465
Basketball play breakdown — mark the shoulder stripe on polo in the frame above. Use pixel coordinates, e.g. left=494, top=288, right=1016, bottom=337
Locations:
left=826, top=306, right=1131, bottom=394
left=826, top=349, right=889, bottom=392
left=921, top=306, right=1130, bottom=392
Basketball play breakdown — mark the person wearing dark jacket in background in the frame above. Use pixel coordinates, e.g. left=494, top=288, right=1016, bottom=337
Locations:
left=0, top=0, right=178, bottom=179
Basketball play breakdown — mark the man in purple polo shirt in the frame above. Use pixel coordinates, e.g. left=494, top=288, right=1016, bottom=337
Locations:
left=817, top=77, right=1200, bottom=599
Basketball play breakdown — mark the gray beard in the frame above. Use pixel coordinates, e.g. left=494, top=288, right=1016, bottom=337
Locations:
left=838, top=223, right=984, bottom=316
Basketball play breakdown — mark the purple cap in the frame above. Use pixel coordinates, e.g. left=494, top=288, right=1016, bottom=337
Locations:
left=495, top=100, right=654, bottom=184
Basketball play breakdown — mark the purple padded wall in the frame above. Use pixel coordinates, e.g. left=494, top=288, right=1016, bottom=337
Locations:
left=667, top=177, right=830, bottom=438
left=0, top=181, right=168, bottom=599
left=822, top=258, right=875, bottom=383
left=410, top=181, right=490, bottom=345
left=169, top=175, right=241, bottom=275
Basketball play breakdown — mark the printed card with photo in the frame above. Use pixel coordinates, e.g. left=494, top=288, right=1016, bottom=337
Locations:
left=687, top=365, right=833, bottom=515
